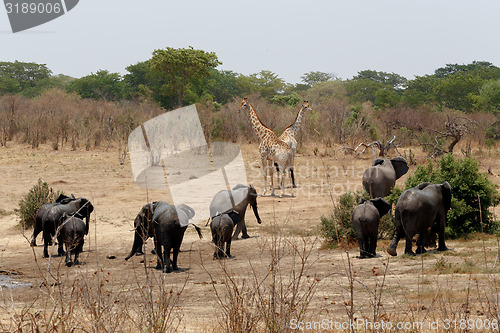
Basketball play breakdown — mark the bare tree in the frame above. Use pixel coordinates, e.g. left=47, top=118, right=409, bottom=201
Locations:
left=418, top=115, right=477, bottom=157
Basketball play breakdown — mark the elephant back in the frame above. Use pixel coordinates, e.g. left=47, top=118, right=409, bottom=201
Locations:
left=209, top=187, right=249, bottom=217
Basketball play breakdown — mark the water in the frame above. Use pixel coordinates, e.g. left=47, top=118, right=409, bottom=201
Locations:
left=0, top=274, right=32, bottom=289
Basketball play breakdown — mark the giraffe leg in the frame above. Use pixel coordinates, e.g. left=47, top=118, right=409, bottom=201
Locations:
left=268, top=160, right=275, bottom=196
left=262, top=158, right=268, bottom=196
left=279, top=168, right=286, bottom=198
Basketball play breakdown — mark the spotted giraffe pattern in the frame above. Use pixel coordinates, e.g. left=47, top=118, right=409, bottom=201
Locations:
left=276, top=101, right=312, bottom=187
left=239, top=98, right=293, bottom=197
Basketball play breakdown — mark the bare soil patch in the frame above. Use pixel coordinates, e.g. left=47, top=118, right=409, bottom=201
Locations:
left=1, top=143, right=500, bottom=331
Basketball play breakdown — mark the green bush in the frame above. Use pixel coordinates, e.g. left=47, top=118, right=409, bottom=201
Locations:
left=404, top=154, right=500, bottom=238
left=320, top=191, right=395, bottom=246
left=16, top=179, right=63, bottom=229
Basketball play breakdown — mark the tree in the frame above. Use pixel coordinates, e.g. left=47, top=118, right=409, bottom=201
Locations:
left=194, top=68, right=246, bottom=105
left=474, top=79, right=500, bottom=114
left=354, top=70, right=406, bottom=90
left=300, top=71, right=335, bottom=87
left=149, top=46, right=221, bottom=108
left=240, top=70, right=288, bottom=100
left=0, top=61, right=52, bottom=96
left=345, top=70, right=406, bottom=106
left=66, top=70, right=124, bottom=101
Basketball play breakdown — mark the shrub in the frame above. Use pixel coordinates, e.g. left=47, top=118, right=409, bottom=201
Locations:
left=404, top=154, right=500, bottom=238
left=321, top=191, right=397, bottom=247
left=16, top=179, right=63, bottom=229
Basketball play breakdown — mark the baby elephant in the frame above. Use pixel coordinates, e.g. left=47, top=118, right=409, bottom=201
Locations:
left=58, top=213, right=86, bottom=266
left=352, top=197, right=391, bottom=258
left=210, top=210, right=240, bottom=259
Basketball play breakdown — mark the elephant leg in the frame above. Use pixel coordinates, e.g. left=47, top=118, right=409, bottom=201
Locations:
left=213, top=234, right=221, bottom=259
left=57, top=235, right=65, bottom=256
left=42, top=230, right=52, bottom=258
left=75, top=241, right=83, bottom=265
left=369, top=233, right=377, bottom=257
left=154, top=238, right=163, bottom=270
left=241, top=221, right=250, bottom=239
left=164, top=245, right=173, bottom=273
left=31, top=220, right=43, bottom=246
left=232, top=221, right=242, bottom=240
left=387, top=231, right=400, bottom=257
left=225, top=238, right=232, bottom=258
left=358, top=237, right=367, bottom=259
left=437, top=218, right=448, bottom=252
left=171, top=234, right=184, bottom=271
left=65, top=243, right=72, bottom=266
left=416, top=233, right=427, bottom=254
left=404, top=233, right=416, bottom=256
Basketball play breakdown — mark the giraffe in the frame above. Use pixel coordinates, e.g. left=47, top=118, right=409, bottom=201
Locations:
left=276, top=101, right=312, bottom=187
left=239, top=98, right=293, bottom=197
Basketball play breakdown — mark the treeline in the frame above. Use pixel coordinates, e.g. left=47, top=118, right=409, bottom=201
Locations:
left=0, top=48, right=499, bottom=152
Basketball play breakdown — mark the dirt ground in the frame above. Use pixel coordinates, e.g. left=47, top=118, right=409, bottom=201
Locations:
left=1, top=142, right=500, bottom=332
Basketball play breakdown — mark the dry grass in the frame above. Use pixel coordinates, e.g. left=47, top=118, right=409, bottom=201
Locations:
left=0, top=133, right=500, bottom=331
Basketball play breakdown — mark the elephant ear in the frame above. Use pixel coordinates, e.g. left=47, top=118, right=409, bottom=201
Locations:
left=441, top=181, right=452, bottom=212
left=372, top=158, right=385, bottom=166
left=178, top=204, right=195, bottom=219
left=370, top=198, right=392, bottom=217
left=416, top=182, right=432, bottom=190
left=55, top=194, right=70, bottom=203
left=248, top=184, right=258, bottom=197
left=227, top=210, right=241, bottom=224
left=358, top=198, right=367, bottom=205
left=390, top=157, right=409, bottom=180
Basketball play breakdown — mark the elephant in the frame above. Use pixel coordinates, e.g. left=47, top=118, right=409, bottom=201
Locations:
left=39, top=196, right=94, bottom=258
left=125, top=202, right=203, bottom=273
left=210, top=210, right=240, bottom=259
left=57, top=212, right=86, bottom=267
left=387, top=182, right=452, bottom=256
left=209, top=184, right=262, bottom=240
left=362, top=157, right=409, bottom=198
left=31, top=193, right=73, bottom=246
left=352, top=197, right=391, bottom=258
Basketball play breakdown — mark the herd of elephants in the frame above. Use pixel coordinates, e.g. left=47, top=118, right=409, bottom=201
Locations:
left=28, top=99, right=453, bottom=272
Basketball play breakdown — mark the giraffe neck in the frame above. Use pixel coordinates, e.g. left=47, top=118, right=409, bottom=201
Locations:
left=247, top=103, right=273, bottom=141
left=287, top=105, right=307, bottom=138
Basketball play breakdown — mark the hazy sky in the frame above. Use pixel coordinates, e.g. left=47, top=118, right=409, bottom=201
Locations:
left=2, top=0, right=500, bottom=84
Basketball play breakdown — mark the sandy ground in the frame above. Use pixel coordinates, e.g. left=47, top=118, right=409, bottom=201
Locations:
left=1, top=142, right=500, bottom=331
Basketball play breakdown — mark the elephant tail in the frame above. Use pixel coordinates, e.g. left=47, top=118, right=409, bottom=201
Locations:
left=189, top=223, right=203, bottom=239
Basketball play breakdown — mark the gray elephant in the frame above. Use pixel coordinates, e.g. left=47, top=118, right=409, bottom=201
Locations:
left=58, top=212, right=86, bottom=267
left=210, top=210, right=240, bottom=259
left=362, top=157, right=409, bottom=198
left=209, top=184, right=262, bottom=240
left=387, top=182, right=452, bottom=256
left=352, top=197, right=391, bottom=258
left=39, top=196, right=94, bottom=258
left=125, top=202, right=203, bottom=273
left=31, top=193, right=73, bottom=246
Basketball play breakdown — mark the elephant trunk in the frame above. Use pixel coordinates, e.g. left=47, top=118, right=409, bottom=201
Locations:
left=85, top=210, right=90, bottom=235
left=125, top=228, right=143, bottom=261
left=251, top=204, right=262, bottom=224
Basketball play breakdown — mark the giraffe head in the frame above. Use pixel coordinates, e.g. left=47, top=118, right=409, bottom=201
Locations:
left=239, top=97, right=249, bottom=113
left=302, top=100, right=312, bottom=112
